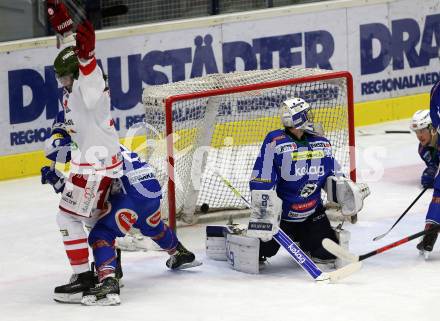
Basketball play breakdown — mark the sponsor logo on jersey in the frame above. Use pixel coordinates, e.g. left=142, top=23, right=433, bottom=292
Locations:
left=115, top=209, right=138, bottom=234
left=250, top=177, right=272, bottom=183
left=291, top=199, right=317, bottom=211
left=432, top=196, right=440, bottom=204
left=291, top=150, right=324, bottom=161
left=127, top=168, right=156, bottom=185
left=294, top=165, right=325, bottom=177
left=309, top=141, right=331, bottom=149
left=299, top=183, right=319, bottom=197
left=275, top=142, right=297, bottom=154
left=147, top=210, right=161, bottom=227
left=60, top=229, right=69, bottom=236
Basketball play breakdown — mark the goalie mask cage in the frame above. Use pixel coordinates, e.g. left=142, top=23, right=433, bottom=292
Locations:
left=142, top=68, right=355, bottom=229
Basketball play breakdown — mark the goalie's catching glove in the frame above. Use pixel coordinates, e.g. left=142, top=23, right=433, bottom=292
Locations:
left=325, top=176, right=370, bottom=217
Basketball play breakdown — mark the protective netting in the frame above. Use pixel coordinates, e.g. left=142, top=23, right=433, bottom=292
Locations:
left=142, top=68, right=352, bottom=223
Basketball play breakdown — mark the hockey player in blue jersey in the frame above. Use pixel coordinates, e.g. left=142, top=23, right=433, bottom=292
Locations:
left=42, top=144, right=201, bottom=305
left=410, top=110, right=439, bottom=188
left=247, top=97, right=369, bottom=265
left=416, top=81, right=440, bottom=255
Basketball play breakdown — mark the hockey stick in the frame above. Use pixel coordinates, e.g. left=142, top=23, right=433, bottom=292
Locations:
left=372, top=187, right=428, bottom=241
left=323, top=224, right=440, bottom=262
left=214, top=171, right=362, bottom=282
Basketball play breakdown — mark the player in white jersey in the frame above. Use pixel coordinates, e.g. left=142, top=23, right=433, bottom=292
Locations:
left=44, top=2, right=123, bottom=300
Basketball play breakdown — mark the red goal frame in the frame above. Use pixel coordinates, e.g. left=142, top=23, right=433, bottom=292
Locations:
left=162, top=71, right=355, bottom=230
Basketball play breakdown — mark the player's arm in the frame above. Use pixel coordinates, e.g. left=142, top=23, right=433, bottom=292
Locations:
left=419, top=145, right=439, bottom=188
left=44, top=110, right=72, bottom=163
left=75, top=21, right=106, bottom=110
left=430, top=81, right=440, bottom=132
left=247, top=134, right=281, bottom=241
left=249, top=134, right=278, bottom=191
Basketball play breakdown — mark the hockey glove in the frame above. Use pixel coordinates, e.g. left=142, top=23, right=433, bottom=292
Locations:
left=421, top=166, right=437, bottom=188
left=47, top=0, right=74, bottom=36
left=246, top=189, right=281, bottom=242
left=75, top=20, right=95, bottom=60
left=325, top=176, right=370, bottom=217
left=41, top=166, right=65, bottom=194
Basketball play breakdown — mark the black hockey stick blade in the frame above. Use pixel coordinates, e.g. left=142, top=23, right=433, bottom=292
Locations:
left=372, top=187, right=428, bottom=241
left=384, top=130, right=411, bottom=134
left=102, top=5, right=129, bottom=18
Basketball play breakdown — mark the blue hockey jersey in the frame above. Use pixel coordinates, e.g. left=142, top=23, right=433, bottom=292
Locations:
left=418, top=140, right=439, bottom=170
left=114, top=145, right=162, bottom=210
left=430, top=80, right=440, bottom=130
left=249, top=129, right=338, bottom=222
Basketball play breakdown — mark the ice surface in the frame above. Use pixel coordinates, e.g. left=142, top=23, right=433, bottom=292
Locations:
left=0, top=119, right=438, bottom=321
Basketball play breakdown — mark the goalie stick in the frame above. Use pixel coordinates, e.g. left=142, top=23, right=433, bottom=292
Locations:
left=214, top=171, right=362, bottom=282
left=372, top=187, right=428, bottom=241
left=323, top=224, right=440, bottom=262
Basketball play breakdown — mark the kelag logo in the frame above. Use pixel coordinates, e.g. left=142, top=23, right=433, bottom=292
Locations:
left=8, top=32, right=335, bottom=127
left=360, top=13, right=440, bottom=95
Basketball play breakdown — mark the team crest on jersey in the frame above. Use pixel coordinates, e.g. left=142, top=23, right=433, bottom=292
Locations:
left=147, top=210, right=161, bottom=227
left=275, top=142, right=297, bottom=154
left=115, top=209, right=138, bottom=233
left=299, top=183, right=318, bottom=198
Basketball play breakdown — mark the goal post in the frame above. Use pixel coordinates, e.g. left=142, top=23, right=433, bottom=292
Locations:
left=142, top=68, right=355, bottom=230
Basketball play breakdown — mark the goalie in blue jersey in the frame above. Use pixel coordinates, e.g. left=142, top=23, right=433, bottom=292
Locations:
left=416, top=81, right=440, bottom=255
left=247, top=97, right=369, bottom=266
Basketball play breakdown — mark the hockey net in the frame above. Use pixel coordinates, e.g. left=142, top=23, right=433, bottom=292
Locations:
left=142, top=68, right=355, bottom=229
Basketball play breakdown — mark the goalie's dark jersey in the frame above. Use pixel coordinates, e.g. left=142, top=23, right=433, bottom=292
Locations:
left=249, top=129, right=339, bottom=222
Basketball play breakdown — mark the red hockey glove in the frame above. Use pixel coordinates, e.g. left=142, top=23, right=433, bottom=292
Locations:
left=47, top=0, right=74, bottom=36
left=75, top=20, right=96, bottom=60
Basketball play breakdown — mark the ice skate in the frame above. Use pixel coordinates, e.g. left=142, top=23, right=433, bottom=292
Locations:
left=166, top=242, right=202, bottom=270
left=81, top=277, right=120, bottom=306
left=416, top=225, right=438, bottom=259
left=53, top=270, right=95, bottom=304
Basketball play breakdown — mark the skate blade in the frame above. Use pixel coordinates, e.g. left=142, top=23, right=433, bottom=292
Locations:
left=81, top=293, right=121, bottom=306
left=53, top=292, right=83, bottom=304
left=174, top=260, right=203, bottom=270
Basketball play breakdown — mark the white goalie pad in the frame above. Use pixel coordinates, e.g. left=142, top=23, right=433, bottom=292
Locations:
left=206, top=225, right=246, bottom=261
left=246, top=189, right=281, bottom=241
left=333, top=227, right=351, bottom=268
left=226, top=234, right=260, bottom=274
left=325, top=176, right=370, bottom=217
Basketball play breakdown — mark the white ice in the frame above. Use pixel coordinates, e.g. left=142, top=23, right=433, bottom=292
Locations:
left=0, top=119, right=438, bottom=321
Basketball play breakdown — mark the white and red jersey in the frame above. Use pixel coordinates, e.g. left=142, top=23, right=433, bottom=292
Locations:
left=63, top=57, right=122, bottom=178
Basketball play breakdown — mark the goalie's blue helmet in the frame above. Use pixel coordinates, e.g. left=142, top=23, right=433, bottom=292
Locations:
left=280, top=97, right=312, bottom=129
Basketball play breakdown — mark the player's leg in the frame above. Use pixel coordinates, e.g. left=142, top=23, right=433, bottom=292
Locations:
left=134, top=199, right=200, bottom=269
left=417, top=188, right=440, bottom=254
left=301, top=206, right=339, bottom=265
left=54, top=211, right=95, bottom=303
left=81, top=195, right=128, bottom=306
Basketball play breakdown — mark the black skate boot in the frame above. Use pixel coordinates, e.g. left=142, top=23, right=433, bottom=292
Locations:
left=417, top=224, right=439, bottom=255
left=53, top=270, right=95, bottom=304
left=81, top=277, right=120, bottom=306
left=166, top=242, right=202, bottom=270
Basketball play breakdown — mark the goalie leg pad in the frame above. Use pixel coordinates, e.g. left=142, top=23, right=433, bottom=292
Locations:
left=206, top=226, right=228, bottom=261
left=334, top=228, right=351, bottom=268
left=226, top=234, right=260, bottom=274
